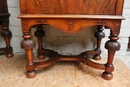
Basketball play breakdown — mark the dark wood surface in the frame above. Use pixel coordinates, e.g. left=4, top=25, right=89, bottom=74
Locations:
left=0, top=0, right=13, bottom=58
left=18, top=0, right=125, bottom=80
left=0, top=0, right=8, bottom=14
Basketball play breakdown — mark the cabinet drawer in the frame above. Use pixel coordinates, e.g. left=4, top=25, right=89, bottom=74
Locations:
left=20, top=0, right=124, bottom=15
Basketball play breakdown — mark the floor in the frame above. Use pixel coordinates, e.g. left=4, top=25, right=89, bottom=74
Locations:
left=0, top=54, right=130, bottom=87
left=113, top=51, right=130, bottom=68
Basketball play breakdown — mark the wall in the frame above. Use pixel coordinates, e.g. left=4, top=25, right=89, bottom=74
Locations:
left=0, top=0, right=129, bottom=57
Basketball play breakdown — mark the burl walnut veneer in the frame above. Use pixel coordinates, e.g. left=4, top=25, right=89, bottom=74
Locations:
left=18, top=0, right=125, bottom=80
left=0, top=0, right=13, bottom=58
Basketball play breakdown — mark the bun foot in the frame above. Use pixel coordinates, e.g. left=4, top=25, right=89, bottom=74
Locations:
left=6, top=53, right=14, bottom=58
left=38, top=55, right=45, bottom=59
left=93, top=55, right=101, bottom=60
left=26, top=70, right=37, bottom=78
left=102, top=72, right=113, bottom=80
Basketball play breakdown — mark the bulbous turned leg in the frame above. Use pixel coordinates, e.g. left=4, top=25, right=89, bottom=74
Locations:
left=1, top=21, right=13, bottom=58
left=102, top=36, right=120, bottom=80
left=34, top=25, right=45, bottom=59
left=21, top=33, right=36, bottom=78
left=94, top=26, right=105, bottom=60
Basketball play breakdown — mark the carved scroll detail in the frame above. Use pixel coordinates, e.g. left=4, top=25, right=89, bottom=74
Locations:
left=105, top=40, right=120, bottom=51
left=21, top=39, right=36, bottom=50
left=95, top=20, right=106, bottom=25
left=65, top=19, right=76, bottom=31
left=36, top=19, right=47, bottom=24
left=21, top=19, right=30, bottom=31
left=112, top=20, right=121, bottom=35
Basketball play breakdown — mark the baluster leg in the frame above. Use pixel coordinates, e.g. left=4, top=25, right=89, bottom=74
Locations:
left=94, top=26, right=105, bottom=60
left=1, top=20, right=13, bottom=58
left=21, top=33, right=36, bottom=78
left=34, top=25, right=45, bottom=59
left=102, top=32, right=120, bottom=80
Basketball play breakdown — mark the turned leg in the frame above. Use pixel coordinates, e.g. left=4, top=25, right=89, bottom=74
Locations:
left=21, top=33, right=36, bottom=78
left=1, top=21, right=13, bottom=58
left=102, top=34, right=120, bottom=80
left=94, top=26, right=105, bottom=60
left=34, top=25, right=45, bottom=59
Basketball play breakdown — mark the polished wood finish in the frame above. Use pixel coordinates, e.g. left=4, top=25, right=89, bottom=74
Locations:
left=0, top=0, right=13, bottom=58
left=18, top=0, right=125, bottom=80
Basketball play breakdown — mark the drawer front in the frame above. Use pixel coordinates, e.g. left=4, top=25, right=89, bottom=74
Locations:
left=20, top=0, right=120, bottom=15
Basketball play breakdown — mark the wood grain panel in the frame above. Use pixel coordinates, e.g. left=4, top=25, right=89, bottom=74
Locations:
left=21, top=0, right=117, bottom=15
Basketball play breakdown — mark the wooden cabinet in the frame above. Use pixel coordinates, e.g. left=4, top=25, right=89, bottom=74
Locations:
left=20, top=0, right=123, bottom=15
left=18, top=0, right=125, bottom=80
left=0, top=0, right=13, bottom=58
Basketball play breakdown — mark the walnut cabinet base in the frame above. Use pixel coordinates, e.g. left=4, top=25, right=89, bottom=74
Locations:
left=18, top=15, right=125, bottom=80
left=18, top=0, right=125, bottom=80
